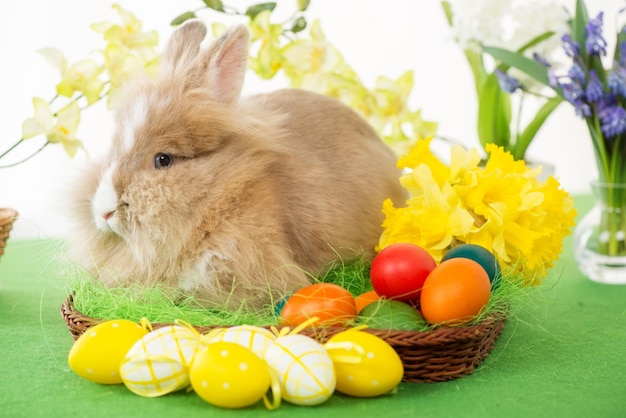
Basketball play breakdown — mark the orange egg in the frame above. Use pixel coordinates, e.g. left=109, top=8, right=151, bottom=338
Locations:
left=420, top=258, right=491, bottom=325
left=354, top=290, right=380, bottom=313
left=280, top=283, right=357, bottom=327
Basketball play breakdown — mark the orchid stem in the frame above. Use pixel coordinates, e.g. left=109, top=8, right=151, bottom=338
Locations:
left=0, top=141, right=50, bottom=168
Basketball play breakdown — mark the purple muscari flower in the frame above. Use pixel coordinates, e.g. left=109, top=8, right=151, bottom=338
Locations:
left=562, top=82, right=591, bottom=117
left=608, top=63, right=626, bottom=98
left=620, top=41, right=626, bottom=67
left=568, top=62, right=586, bottom=84
left=599, top=105, right=626, bottom=138
left=562, top=34, right=580, bottom=57
left=548, top=69, right=561, bottom=89
left=495, top=69, right=522, bottom=93
left=533, top=52, right=551, bottom=67
left=585, top=70, right=604, bottom=103
left=562, top=81, right=585, bottom=102
left=585, top=12, right=608, bottom=56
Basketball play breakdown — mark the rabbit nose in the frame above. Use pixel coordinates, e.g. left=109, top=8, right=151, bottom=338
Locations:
left=103, top=211, right=115, bottom=221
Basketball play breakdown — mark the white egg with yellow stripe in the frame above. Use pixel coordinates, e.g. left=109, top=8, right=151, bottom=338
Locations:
left=205, top=325, right=276, bottom=359
left=264, top=334, right=336, bottom=406
left=120, top=324, right=200, bottom=397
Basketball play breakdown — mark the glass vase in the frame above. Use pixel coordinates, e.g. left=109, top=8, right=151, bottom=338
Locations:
left=574, top=182, right=626, bottom=284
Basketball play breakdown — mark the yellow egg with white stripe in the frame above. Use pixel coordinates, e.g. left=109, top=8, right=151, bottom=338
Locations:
left=326, top=329, right=403, bottom=397
left=68, top=319, right=148, bottom=384
left=120, top=325, right=200, bottom=397
left=205, top=325, right=276, bottom=359
left=264, top=334, right=335, bottom=406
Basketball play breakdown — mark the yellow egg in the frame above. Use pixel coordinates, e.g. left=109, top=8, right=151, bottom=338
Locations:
left=264, top=334, right=335, bottom=406
left=68, top=319, right=148, bottom=384
left=190, top=341, right=272, bottom=409
left=206, top=325, right=276, bottom=359
left=120, top=325, right=200, bottom=397
left=326, top=330, right=403, bottom=397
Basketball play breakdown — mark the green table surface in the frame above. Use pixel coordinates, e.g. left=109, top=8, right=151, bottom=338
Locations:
left=1, top=196, right=625, bottom=418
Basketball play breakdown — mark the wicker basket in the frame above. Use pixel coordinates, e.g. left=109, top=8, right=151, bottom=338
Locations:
left=61, top=294, right=506, bottom=383
left=0, top=208, right=18, bottom=257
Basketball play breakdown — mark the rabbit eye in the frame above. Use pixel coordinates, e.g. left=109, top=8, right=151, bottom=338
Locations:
left=154, top=153, right=173, bottom=169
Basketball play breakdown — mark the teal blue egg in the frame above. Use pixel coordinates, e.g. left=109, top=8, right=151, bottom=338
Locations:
left=274, top=293, right=292, bottom=316
left=441, top=244, right=501, bottom=288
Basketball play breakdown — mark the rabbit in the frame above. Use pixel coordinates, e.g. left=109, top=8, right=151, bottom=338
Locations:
left=68, top=20, right=407, bottom=311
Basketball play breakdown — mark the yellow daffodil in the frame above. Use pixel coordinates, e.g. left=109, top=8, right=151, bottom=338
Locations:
left=379, top=139, right=576, bottom=285
left=397, top=137, right=450, bottom=186
left=22, top=98, right=82, bottom=157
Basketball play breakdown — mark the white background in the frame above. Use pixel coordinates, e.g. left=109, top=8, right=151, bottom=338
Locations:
left=0, top=0, right=619, bottom=239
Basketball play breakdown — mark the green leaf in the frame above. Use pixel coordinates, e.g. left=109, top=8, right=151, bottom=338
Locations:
left=573, top=0, right=590, bottom=56
left=516, top=31, right=555, bottom=55
left=514, top=96, right=563, bottom=160
left=291, top=16, right=307, bottom=33
left=614, top=26, right=626, bottom=64
left=464, top=49, right=487, bottom=98
left=477, top=72, right=512, bottom=151
left=171, top=11, right=197, bottom=26
left=441, top=1, right=453, bottom=26
left=483, top=46, right=552, bottom=89
left=297, top=0, right=310, bottom=12
left=245, top=2, right=277, bottom=19
left=202, top=0, right=225, bottom=12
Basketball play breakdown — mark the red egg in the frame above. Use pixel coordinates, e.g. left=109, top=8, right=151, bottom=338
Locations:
left=280, top=283, right=357, bottom=327
left=370, top=243, right=437, bottom=302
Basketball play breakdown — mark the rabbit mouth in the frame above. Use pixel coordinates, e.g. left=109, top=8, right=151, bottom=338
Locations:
left=94, top=210, right=120, bottom=234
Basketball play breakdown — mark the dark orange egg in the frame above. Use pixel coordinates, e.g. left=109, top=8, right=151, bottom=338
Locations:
left=280, top=283, right=357, bottom=327
left=420, top=258, right=491, bottom=325
left=354, top=290, right=380, bottom=313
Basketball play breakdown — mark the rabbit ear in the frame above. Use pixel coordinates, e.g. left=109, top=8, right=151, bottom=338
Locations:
left=199, top=25, right=250, bottom=105
left=162, top=19, right=208, bottom=74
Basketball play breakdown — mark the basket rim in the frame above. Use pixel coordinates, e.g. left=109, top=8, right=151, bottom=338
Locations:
left=60, top=292, right=507, bottom=344
left=60, top=293, right=507, bottom=383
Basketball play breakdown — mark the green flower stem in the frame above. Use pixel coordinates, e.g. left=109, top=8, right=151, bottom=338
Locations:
left=0, top=138, right=25, bottom=161
left=0, top=140, right=50, bottom=168
left=511, top=93, right=525, bottom=160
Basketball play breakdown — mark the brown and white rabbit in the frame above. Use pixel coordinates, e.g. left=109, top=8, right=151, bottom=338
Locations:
left=68, top=20, right=406, bottom=311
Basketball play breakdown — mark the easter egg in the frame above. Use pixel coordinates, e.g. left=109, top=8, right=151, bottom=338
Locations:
left=205, top=325, right=276, bottom=359
left=357, top=299, right=427, bottom=331
left=280, top=283, right=357, bottom=327
left=326, top=330, right=403, bottom=397
left=120, top=325, right=200, bottom=397
left=420, top=258, right=491, bottom=325
left=190, top=341, right=272, bottom=409
left=354, top=290, right=380, bottom=313
left=370, top=243, right=436, bottom=301
left=441, top=244, right=501, bottom=287
left=264, top=334, right=336, bottom=406
left=68, top=319, right=148, bottom=384
left=274, top=293, right=292, bottom=316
